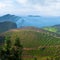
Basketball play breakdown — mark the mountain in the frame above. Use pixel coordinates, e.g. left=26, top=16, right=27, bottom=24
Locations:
left=43, top=24, right=60, bottom=34
left=0, top=14, right=20, bottom=22
left=0, top=14, right=60, bottom=28
left=16, top=16, right=60, bottom=28
left=0, top=21, right=17, bottom=33
left=0, top=27, right=60, bottom=48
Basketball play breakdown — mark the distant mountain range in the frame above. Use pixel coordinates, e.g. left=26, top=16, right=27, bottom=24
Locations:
left=0, top=14, right=60, bottom=28
left=16, top=15, right=60, bottom=28
left=0, top=14, right=60, bottom=33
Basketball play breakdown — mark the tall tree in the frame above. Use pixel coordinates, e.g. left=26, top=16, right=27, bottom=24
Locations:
left=12, top=37, right=23, bottom=60
left=0, top=36, right=12, bottom=60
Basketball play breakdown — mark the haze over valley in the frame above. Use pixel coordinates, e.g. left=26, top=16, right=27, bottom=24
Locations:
left=0, top=14, right=60, bottom=28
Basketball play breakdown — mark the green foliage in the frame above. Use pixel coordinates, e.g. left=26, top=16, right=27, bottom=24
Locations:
left=12, top=37, right=23, bottom=60
left=0, top=36, right=12, bottom=60
left=46, top=58, right=49, bottom=60
left=4, top=36, right=12, bottom=50
left=43, top=25, right=60, bottom=34
left=14, top=37, right=22, bottom=47
left=0, top=37, right=23, bottom=60
left=3, top=30, right=60, bottom=48
left=34, top=57, right=37, bottom=60
left=1, top=29, right=60, bottom=60
left=43, top=27, right=57, bottom=32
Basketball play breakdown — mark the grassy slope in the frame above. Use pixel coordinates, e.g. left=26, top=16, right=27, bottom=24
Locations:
left=43, top=27, right=57, bottom=33
left=43, top=25, right=60, bottom=34
left=1, top=28, right=60, bottom=48
left=1, top=27, right=60, bottom=60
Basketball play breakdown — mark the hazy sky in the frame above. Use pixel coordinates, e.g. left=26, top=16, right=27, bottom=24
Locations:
left=0, top=0, right=60, bottom=16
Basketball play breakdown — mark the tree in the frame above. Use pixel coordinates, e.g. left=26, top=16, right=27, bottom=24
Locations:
left=34, top=56, right=37, bottom=60
left=0, top=36, right=12, bottom=60
left=11, top=37, right=23, bottom=60
left=50, top=57, right=53, bottom=60
left=46, top=58, right=49, bottom=60
left=0, top=37, right=23, bottom=60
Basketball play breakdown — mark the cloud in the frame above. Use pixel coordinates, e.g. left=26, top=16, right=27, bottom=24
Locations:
left=16, top=0, right=28, bottom=4
left=0, top=0, right=60, bottom=16
left=0, top=2, right=6, bottom=8
left=29, top=0, right=60, bottom=16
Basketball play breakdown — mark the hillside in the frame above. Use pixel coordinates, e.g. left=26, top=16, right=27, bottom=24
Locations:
left=43, top=24, right=60, bottom=34
left=0, top=21, right=17, bottom=33
left=0, top=27, right=60, bottom=48
left=0, top=27, right=60, bottom=59
left=0, top=14, right=20, bottom=22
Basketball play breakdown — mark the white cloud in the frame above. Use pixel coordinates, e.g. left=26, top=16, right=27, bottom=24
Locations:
left=0, top=0, right=60, bottom=16
left=30, top=0, right=60, bottom=16
left=0, top=2, right=6, bottom=8
left=17, top=0, right=28, bottom=4
left=16, top=0, right=28, bottom=6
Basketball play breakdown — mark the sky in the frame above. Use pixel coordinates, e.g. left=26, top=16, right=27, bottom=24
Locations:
left=0, top=0, right=60, bottom=16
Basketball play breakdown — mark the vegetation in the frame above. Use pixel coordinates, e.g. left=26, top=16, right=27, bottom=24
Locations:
left=43, top=27, right=57, bottom=32
left=0, top=28, right=60, bottom=60
left=2, top=29, right=60, bottom=48
left=43, top=25, right=60, bottom=34
left=0, top=36, right=23, bottom=60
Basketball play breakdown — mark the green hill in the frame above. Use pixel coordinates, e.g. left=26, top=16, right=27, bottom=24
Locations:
left=0, top=27, right=60, bottom=48
left=0, top=27, right=60, bottom=59
left=43, top=24, right=60, bottom=34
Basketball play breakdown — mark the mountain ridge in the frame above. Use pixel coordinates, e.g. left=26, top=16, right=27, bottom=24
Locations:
left=0, top=14, right=20, bottom=22
left=0, top=14, right=60, bottom=28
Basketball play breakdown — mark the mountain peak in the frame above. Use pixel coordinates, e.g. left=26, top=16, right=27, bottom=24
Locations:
left=0, top=14, right=20, bottom=22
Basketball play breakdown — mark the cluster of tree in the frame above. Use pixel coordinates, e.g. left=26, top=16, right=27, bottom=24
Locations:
left=0, top=37, right=23, bottom=60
